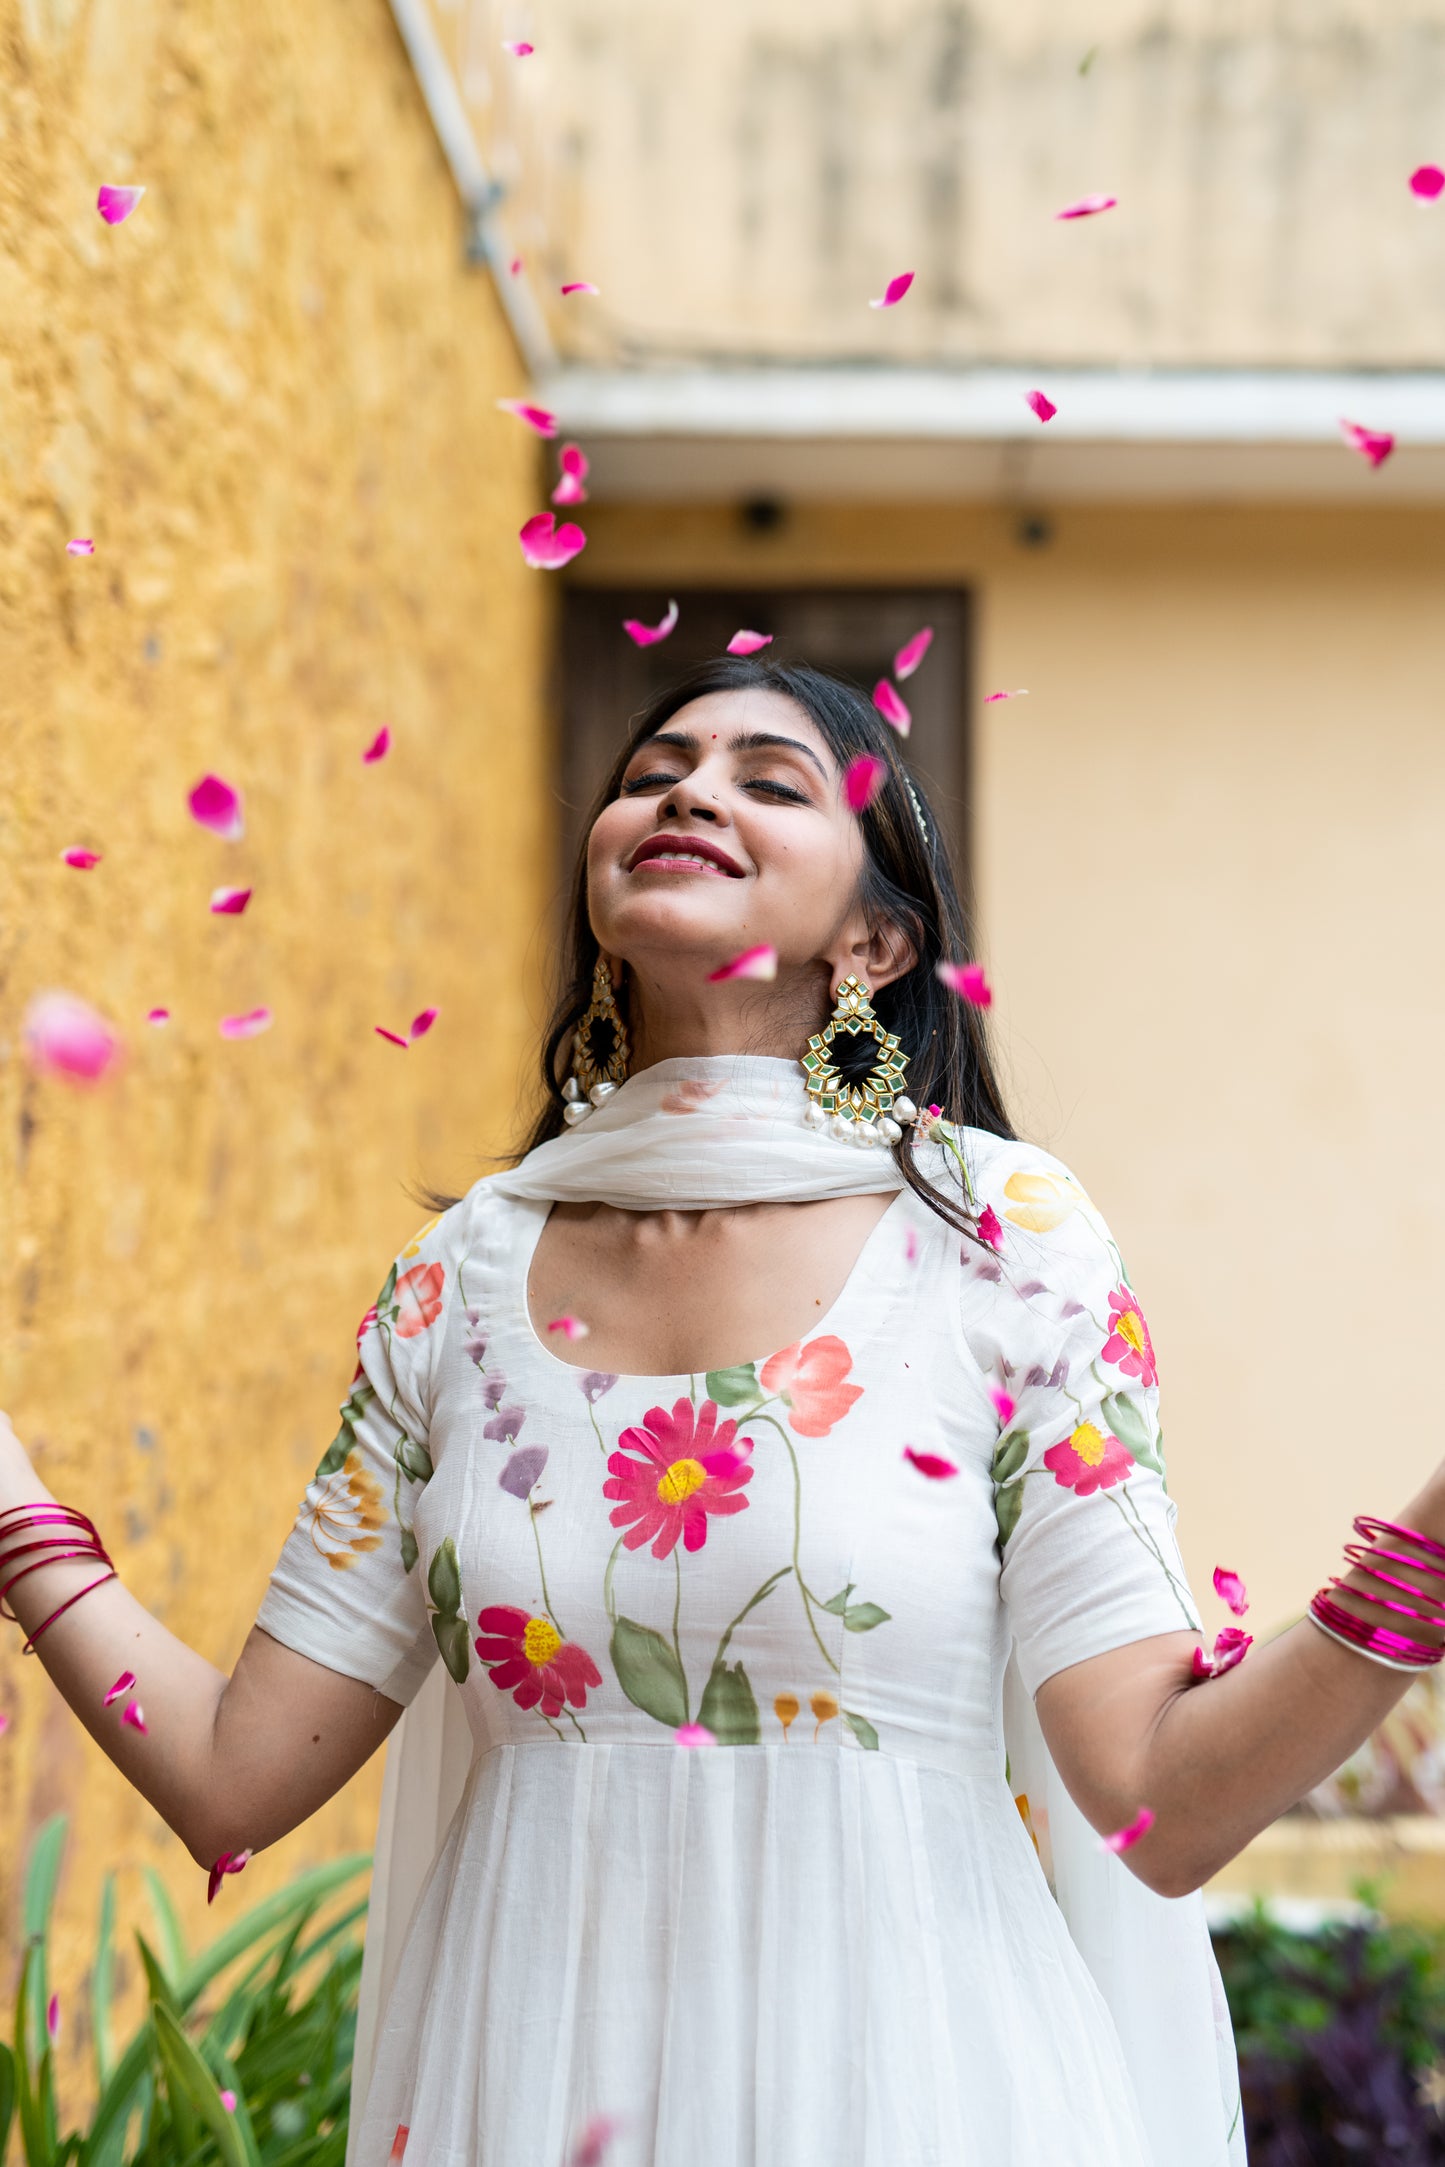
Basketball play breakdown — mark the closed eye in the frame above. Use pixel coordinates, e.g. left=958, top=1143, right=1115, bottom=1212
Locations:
left=744, top=777, right=810, bottom=803
left=621, top=769, right=684, bottom=795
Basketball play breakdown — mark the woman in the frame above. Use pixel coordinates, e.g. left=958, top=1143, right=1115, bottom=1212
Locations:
left=5, top=655, right=1445, bottom=2167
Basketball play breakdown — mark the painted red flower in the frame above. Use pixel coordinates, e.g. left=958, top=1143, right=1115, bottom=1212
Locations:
left=1101, top=1284, right=1156, bottom=1387
left=474, top=1605, right=602, bottom=1717
left=759, top=1335, right=863, bottom=1438
left=604, top=1398, right=752, bottom=1559
left=1043, top=1420, right=1134, bottom=1496
left=394, top=1261, right=445, bottom=1339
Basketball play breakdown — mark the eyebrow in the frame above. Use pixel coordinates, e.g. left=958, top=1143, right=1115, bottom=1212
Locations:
left=639, top=727, right=830, bottom=781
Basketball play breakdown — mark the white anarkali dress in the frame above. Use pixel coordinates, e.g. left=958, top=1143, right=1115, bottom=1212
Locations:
left=257, top=1059, right=1244, bottom=2167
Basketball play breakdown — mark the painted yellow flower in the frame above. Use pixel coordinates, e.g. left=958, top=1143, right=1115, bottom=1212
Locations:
left=306, top=1449, right=388, bottom=1571
left=401, top=1214, right=442, bottom=1259
left=1014, top=1791, right=1040, bottom=1855
left=810, top=1690, right=839, bottom=1741
left=1002, top=1168, right=1090, bottom=1233
left=774, top=1692, right=800, bottom=1739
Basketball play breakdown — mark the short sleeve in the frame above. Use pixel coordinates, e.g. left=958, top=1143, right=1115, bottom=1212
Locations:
left=255, top=1213, right=455, bottom=1706
left=963, top=1139, right=1202, bottom=1696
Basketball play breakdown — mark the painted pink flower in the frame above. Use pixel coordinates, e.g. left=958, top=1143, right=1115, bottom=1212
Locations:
left=904, top=1446, right=958, bottom=1480
left=552, top=445, right=589, bottom=506
left=707, top=944, right=777, bottom=982
left=604, top=1398, right=753, bottom=1558
left=206, top=1848, right=252, bottom=1904
left=394, top=1261, right=444, bottom=1338
left=1056, top=193, right=1117, bottom=219
left=976, top=1204, right=1004, bottom=1251
left=1192, top=1627, right=1252, bottom=1680
left=1043, top=1420, right=1133, bottom=1495
left=872, top=680, right=910, bottom=735
left=363, top=726, right=391, bottom=763
left=496, top=399, right=557, bottom=435
left=61, top=847, right=101, bottom=868
left=1340, top=417, right=1394, bottom=468
left=623, top=599, right=679, bottom=646
left=474, top=1605, right=603, bottom=1715
left=727, top=629, right=772, bottom=654
left=23, top=992, right=123, bottom=1083
left=1213, top=1566, right=1249, bottom=1617
left=1102, top=1806, right=1154, bottom=1853
left=97, top=185, right=145, bottom=224
left=188, top=773, right=244, bottom=841
left=571, top=2114, right=625, bottom=2166
left=843, top=755, right=886, bottom=813
left=989, top=1385, right=1017, bottom=1427
left=1024, top=388, right=1057, bottom=424
left=519, top=513, right=586, bottom=569
left=869, top=271, right=914, bottom=309
left=1409, top=166, right=1445, bottom=201
left=674, top=1722, right=716, bottom=1747
left=1101, top=1284, right=1157, bottom=1387
left=209, top=885, right=251, bottom=914
left=760, top=1335, right=863, bottom=1438
left=388, top=2129, right=409, bottom=2167
left=894, top=626, right=933, bottom=679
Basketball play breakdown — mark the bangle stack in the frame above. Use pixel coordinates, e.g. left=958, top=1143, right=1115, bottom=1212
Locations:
left=0, top=1504, right=115, bottom=1654
left=1308, top=1516, right=1445, bottom=1673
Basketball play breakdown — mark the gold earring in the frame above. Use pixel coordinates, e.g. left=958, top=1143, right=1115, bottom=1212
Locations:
left=563, top=956, right=630, bottom=1124
left=800, top=976, right=912, bottom=1147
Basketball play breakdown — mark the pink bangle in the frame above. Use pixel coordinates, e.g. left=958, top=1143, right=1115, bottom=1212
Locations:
left=1325, top=1573, right=1445, bottom=1630
left=1309, top=1587, right=1442, bottom=1669
left=21, top=1566, right=116, bottom=1655
left=1354, top=1515, right=1445, bottom=1567
left=0, top=1542, right=111, bottom=1618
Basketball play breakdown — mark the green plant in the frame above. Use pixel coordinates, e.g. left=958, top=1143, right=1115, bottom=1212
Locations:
left=0, top=1817, right=368, bottom=2167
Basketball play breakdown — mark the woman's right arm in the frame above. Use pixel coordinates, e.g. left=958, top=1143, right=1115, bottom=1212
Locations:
left=0, top=1411, right=403, bottom=1871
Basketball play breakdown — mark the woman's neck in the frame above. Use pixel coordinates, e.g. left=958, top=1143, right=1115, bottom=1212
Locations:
left=624, top=961, right=831, bottom=1070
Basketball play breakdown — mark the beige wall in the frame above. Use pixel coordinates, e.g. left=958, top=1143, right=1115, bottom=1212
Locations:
left=570, top=498, right=1445, bottom=1639
left=0, top=0, right=552, bottom=2083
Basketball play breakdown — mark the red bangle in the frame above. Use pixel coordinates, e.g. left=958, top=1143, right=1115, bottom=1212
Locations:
left=0, top=1542, right=111, bottom=1619
left=21, top=1567, right=117, bottom=1654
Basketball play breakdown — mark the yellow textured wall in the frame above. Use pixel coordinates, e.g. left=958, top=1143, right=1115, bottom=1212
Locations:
left=0, top=0, right=552, bottom=2103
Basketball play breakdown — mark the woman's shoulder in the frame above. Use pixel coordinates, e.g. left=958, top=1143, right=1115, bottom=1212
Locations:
left=959, top=1127, right=1100, bottom=1238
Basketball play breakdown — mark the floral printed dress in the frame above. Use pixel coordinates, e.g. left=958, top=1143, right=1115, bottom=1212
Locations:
left=258, top=1129, right=1225, bottom=2167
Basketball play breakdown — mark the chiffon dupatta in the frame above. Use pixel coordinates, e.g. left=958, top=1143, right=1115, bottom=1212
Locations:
left=347, top=1057, right=1244, bottom=2167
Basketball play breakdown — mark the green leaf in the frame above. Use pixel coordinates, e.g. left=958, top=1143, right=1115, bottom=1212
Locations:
left=0, top=2048, right=15, bottom=2167
left=704, top=1364, right=761, bottom=1408
left=151, top=2002, right=254, bottom=2167
left=819, top=1584, right=855, bottom=1616
left=995, top=1480, right=1024, bottom=1547
left=1101, top=1392, right=1163, bottom=1474
left=91, top=1875, right=117, bottom=2091
left=427, top=1538, right=462, bottom=1617
left=399, top=1523, right=419, bottom=1574
left=610, top=1616, right=689, bottom=1729
left=143, top=1867, right=188, bottom=1989
left=395, top=1434, right=434, bottom=1484
left=697, top=1659, right=760, bottom=1743
left=991, top=1429, right=1029, bottom=1484
left=312, top=1382, right=375, bottom=1480
left=842, top=1602, right=891, bottom=1633
left=842, top=1708, right=880, bottom=1751
left=23, top=1816, right=67, bottom=1945
left=432, top=1614, right=470, bottom=1685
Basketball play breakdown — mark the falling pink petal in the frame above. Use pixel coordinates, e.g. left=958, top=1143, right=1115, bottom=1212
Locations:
left=674, top=1722, right=716, bottom=1748
left=547, top=1315, right=590, bottom=1341
left=872, top=680, right=911, bottom=736
left=206, top=1848, right=252, bottom=1904
left=868, top=271, right=914, bottom=309
left=363, top=726, right=391, bottom=763
left=936, top=959, right=992, bottom=1008
left=388, top=2128, right=410, bottom=2167
left=0, top=1715, right=10, bottom=1735
left=519, top=512, right=586, bottom=570
left=65, top=538, right=95, bottom=556
left=976, top=1204, right=1004, bottom=1252
left=904, top=1446, right=958, bottom=1480
left=408, top=1007, right=438, bottom=1041
left=46, top=1994, right=59, bottom=2043
left=551, top=444, right=590, bottom=505
left=23, top=992, right=123, bottom=1084
left=707, top=944, right=778, bottom=983
left=1024, top=388, right=1057, bottom=424
left=560, top=281, right=600, bottom=296
left=495, top=398, right=557, bottom=437
left=1056, top=193, right=1118, bottom=219
left=61, top=846, right=102, bottom=869
left=623, top=599, right=679, bottom=647
left=989, top=1386, right=1017, bottom=1428
left=843, top=754, right=887, bottom=813
left=904, top=1227, right=919, bottom=1265
left=97, top=184, right=145, bottom=225
left=1193, top=1626, right=1253, bottom=1680
left=187, top=773, right=244, bottom=841
left=571, top=2116, right=625, bottom=2167
left=145, top=1007, right=170, bottom=1027
left=209, top=885, right=251, bottom=915
left=502, top=39, right=534, bottom=56
left=727, top=629, right=772, bottom=655
left=1102, top=1806, right=1155, bottom=1854
left=509, top=256, right=524, bottom=276
left=983, top=688, right=1028, bottom=703
left=1340, top=417, right=1395, bottom=468
left=374, top=1026, right=409, bottom=1048
left=1409, top=165, right=1445, bottom=201
left=220, top=2091, right=237, bottom=2113
left=219, top=1008, right=272, bottom=1040
left=1213, top=1566, right=1249, bottom=1617
left=894, top=626, right=933, bottom=680
left=121, top=1699, right=147, bottom=1733
left=104, top=1671, right=137, bottom=1707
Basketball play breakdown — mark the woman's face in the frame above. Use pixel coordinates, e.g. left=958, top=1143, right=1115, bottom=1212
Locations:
left=587, top=688, right=869, bottom=982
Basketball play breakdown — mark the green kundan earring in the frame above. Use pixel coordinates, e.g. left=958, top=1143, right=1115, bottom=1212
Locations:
left=800, top=976, right=917, bottom=1147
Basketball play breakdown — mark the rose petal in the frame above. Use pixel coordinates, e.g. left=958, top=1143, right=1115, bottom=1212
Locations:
left=0, top=1714, right=10, bottom=1736
left=96, top=185, right=145, bottom=225
left=727, top=629, right=772, bottom=654
left=220, top=2091, right=237, bottom=2113
left=552, top=444, right=590, bottom=505
left=571, top=2116, right=625, bottom=2167
left=61, top=847, right=102, bottom=868
left=46, top=1995, right=59, bottom=2043
left=219, top=1008, right=272, bottom=1040
left=983, top=688, right=1028, bottom=703
left=104, top=1670, right=137, bottom=1707
left=496, top=398, right=557, bottom=437
left=936, top=960, right=992, bottom=1008
left=408, top=1007, right=438, bottom=1041
left=519, top=513, right=587, bottom=569
left=894, top=626, right=933, bottom=679
left=509, top=256, right=524, bottom=275
left=976, top=1203, right=1004, bottom=1252
left=502, top=39, right=534, bottom=55
left=363, top=726, right=392, bottom=763
left=1410, top=165, right=1445, bottom=201
left=187, top=773, right=244, bottom=841
left=674, top=1722, right=716, bottom=1748
left=1101, top=1806, right=1155, bottom=1853
left=209, top=885, right=252, bottom=915
left=868, top=271, right=914, bottom=309
left=623, top=599, right=679, bottom=647
left=872, top=680, right=911, bottom=735
left=1024, top=388, right=1057, bottom=424
left=499, top=1445, right=549, bottom=1498
left=23, top=991, right=124, bottom=1084
left=374, top=1026, right=409, bottom=1047
left=121, top=1699, right=147, bottom=1733
left=1213, top=1566, right=1249, bottom=1617
left=903, top=1446, right=958, bottom=1480
left=547, top=1315, right=590, bottom=1340
left=65, top=538, right=94, bottom=556
left=560, top=281, right=599, bottom=296
left=843, top=754, right=886, bottom=813
left=707, top=944, right=778, bottom=983
left=145, top=1007, right=170, bottom=1026
left=1056, top=193, right=1117, bottom=219
left=1340, top=417, right=1395, bottom=468
left=988, top=1386, right=1017, bottom=1428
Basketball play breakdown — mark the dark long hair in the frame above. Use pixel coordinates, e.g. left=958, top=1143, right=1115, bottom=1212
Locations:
left=519, top=655, right=1015, bottom=1239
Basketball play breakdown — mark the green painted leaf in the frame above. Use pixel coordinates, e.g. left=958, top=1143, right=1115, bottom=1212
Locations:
left=842, top=1602, right=891, bottom=1633
left=610, top=1616, right=689, bottom=1729
left=395, top=1433, right=434, bottom=1484
left=991, top=1429, right=1029, bottom=1484
left=819, top=1584, right=855, bottom=1616
left=431, top=1614, right=470, bottom=1684
left=995, top=1479, right=1024, bottom=1547
left=313, top=1382, right=375, bottom=1480
left=1101, top=1392, right=1163, bottom=1473
left=399, top=1524, right=419, bottom=1574
left=705, top=1364, right=762, bottom=1408
left=428, top=1538, right=462, bottom=1617
left=375, top=1263, right=398, bottom=1315
left=842, top=1708, right=880, bottom=1751
left=697, top=1658, right=761, bottom=1744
